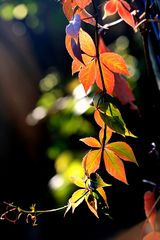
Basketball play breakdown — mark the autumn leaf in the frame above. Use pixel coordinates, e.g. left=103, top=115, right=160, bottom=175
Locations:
left=103, top=0, right=135, bottom=28
left=107, top=141, right=138, bottom=165
left=113, top=74, right=138, bottom=110
left=79, top=28, right=96, bottom=57
left=62, top=0, right=77, bottom=21
left=76, top=0, right=92, bottom=9
left=66, top=28, right=129, bottom=94
left=100, top=52, right=129, bottom=75
left=80, top=137, right=101, bottom=148
left=144, top=191, right=156, bottom=231
left=65, top=172, right=110, bottom=218
left=82, top=149, right=101, bottom=175
left=143, top=231, right=160, bottom=240
left=104, top=149, right=128, bottom=184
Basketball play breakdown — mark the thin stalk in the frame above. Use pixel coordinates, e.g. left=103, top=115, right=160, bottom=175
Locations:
left=92, top=0, right=107, bottom=161
left=92, top=0, right=106, bottom=92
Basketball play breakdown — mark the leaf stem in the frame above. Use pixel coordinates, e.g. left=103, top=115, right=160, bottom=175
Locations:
left=92, top=0, right=106, bottom=93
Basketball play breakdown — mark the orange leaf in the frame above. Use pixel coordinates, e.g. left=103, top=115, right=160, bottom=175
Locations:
left=80, top=137, right=101, bottom=148
left=62, top=0, right=77, bottom=21
left=104, top=149, right=128, bottom=184
left=100, top=52, right=129, bottom=75
left=82, top=150, right=102, bottom=175
left=117, top=1, right=135, bottom=28
left=85, top=193, right=99, bottom=218
left=107, top=141, right=138, bottom=165
left=65, top=34, right=75, bottom=59
left=143, top=231, right=160, bottom=240
left=72, top=59, right=83, bottom=74
left=78, top=60, right=96, bottom=92
left=76, top=0, right=92, bottom=9
left=79, top=28, right=96, bottom=57
left=76, top=8, right=96, bottom=26
left=144, top=191, right=156, bottom=231
left=99, top=127, right=113, bottom=144
left=95, top=62, right=115, bottom=94
left=94, top=109, right=105, bottom=128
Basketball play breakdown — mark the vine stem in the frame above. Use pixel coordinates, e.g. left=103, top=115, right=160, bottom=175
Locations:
left=92, top=0, right=107, bottom=160
left=1, top=202, right=68, bottom=216
left=92, top=0, right=106, bottom=92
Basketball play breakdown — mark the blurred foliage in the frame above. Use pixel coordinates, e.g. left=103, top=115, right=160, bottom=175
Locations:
left=27, top=71, right=97, bottom=204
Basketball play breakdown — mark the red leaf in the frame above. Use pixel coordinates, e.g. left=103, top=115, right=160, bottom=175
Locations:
left=80, top=137, right=101, bottom=148
left=79, top=29, right=96, bottom=57
left=78, top=60, right=96, bottom=92
left=103, top=0, right=117, bottom=18
left=76, top=0, right=92, bottom=9
left=113, top=74, right=137, bottom=110
left=104, top=149, right=128, bottom=184
left=117, top=1, right=135, bottom=28
left=100, top=52, right=129, bottom=75
left=144, top=191, right=156, bottom=231
left=82, top=150, right=101, bottom=175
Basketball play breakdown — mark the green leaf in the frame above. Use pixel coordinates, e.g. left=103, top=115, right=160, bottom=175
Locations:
left=100, top=112, right=125, bottom=134
left=95, top=173, right=111, bottom=188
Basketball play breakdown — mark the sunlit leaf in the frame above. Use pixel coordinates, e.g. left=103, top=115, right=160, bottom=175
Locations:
left=97, top=187, right=109, bottom=207
left=76, top=0, right=92, bottom=9
left=72, top=58, right=83, bottom=74
left=107, top=141, right=138, bottom=165
left=79, top=28, right=96, bottom=57
left=118, top=1, right=135, bottom=28
left=100, top=52, right=129, bottom=75
left=99, top=127, right=113, bottom=144
left=94, top=109, right=105, bottom=128
left=95, top=62, right=115, bottom=94
left=62, top=0, right=77, bottom=20
left=82, top=150, right=102, bottom=175
left=103, top=0, right=117, bottom=18
left=143, top=231, right=160, bottom=240
left=76, top=8, right=96, bottom=26
left=85, top=193, right=99, bottom=218
left=144, top=191, right=156, bottom=231
left=104, top=149, right=128, bottom=184
left=70, top=176, right=86, bottom=188
left=80, top=137, right=101, bottom=148
left=78, top=60, right=96, bottom=92
left=95, top=173, right=111, bottom=188
left=100, top=112, right=125, bottom=135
